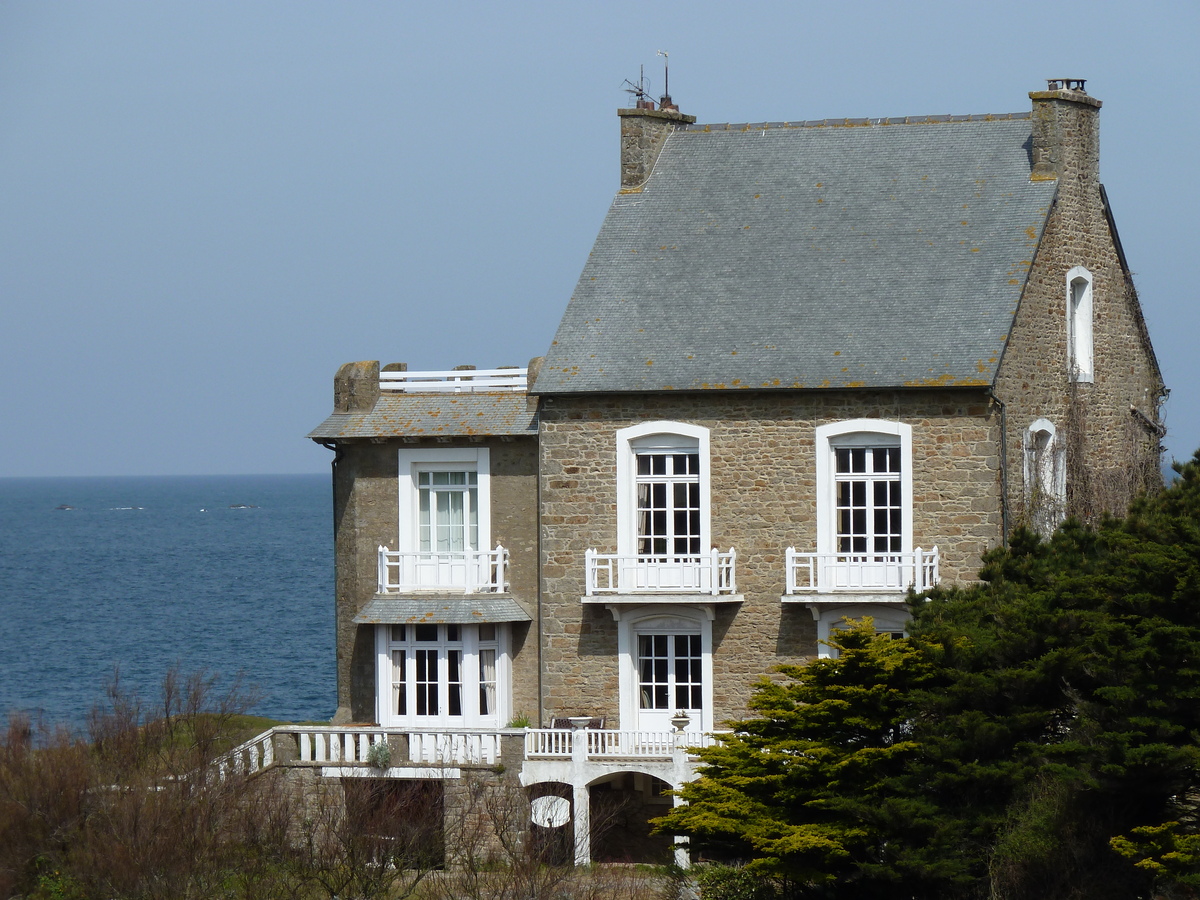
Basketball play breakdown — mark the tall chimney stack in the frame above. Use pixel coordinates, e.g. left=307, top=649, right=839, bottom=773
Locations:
left=1029, top=79, right=1101, bottom=185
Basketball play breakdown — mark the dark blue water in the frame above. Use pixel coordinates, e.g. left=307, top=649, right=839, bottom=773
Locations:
left=0, top=474, right=334, bottom=729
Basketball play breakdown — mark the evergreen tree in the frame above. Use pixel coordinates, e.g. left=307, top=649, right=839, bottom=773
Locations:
left=660, top=452, right=1200, bottom=899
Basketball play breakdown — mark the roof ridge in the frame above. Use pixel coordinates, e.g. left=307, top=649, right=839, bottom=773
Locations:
left=684, top=111, right=1030, bottom=132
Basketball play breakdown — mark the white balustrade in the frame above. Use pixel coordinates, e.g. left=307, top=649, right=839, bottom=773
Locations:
left=292, top=728, right=388, bottom=764
left=525, top=728, right=718, bottom=760
left=785, top=546, right=939, bottom=593
left=407, top=731, right=501, bottom=765
left=380, top=367, right=527, bottom=393
left=377, top=545, right=508, bottom=593
left=584, top=548, right=737, bottom=596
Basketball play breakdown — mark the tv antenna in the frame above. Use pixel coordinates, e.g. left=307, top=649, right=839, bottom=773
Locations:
left=622, top=65, right=653, bottom=108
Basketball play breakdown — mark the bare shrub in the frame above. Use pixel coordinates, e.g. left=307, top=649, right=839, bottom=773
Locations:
left=289, top=776, right=443, bottom=900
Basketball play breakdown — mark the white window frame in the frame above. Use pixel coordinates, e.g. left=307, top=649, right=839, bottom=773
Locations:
left=1066, top=266, right=1094, bottom=383
left=615, top=422, right=710, bottom=558
left=815, top=606, right=910, bottom=659
left=815, top=420, right=913, bottom=559
left=615, top=606, right=713, bottom=734
left=1024, top=418, right=1066, bottom=534
left=398, top=447, right=491, bottom=554
left=374, top=622, right=510, bottom=728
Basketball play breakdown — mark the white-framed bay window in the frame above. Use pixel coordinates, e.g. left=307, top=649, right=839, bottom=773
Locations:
left=375, top=621, right=509, bottom=727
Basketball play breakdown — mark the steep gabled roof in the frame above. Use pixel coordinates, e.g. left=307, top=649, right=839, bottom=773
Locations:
left=537, top=113, right=1057, bottom=394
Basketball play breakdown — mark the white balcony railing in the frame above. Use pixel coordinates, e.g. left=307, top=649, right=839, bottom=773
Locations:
left=785, top=546, right=939, bottom=594
left=524, top=729, right=719, bottom=760
left=380, top=367, right=527, bottom=393
left=377, top=545, right=508, bottom=593
left=584, top=548, right=737, bottom=596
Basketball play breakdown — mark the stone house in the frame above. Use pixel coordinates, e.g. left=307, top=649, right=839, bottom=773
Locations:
left=284, top=80, right=1163, bottom=865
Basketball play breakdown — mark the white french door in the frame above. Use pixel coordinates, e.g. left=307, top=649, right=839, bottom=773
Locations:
left=636, top=632, right=703, bottom=733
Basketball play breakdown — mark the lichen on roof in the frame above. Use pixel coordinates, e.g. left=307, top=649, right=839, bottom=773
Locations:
left=538, top=115, right=1055, bottom=394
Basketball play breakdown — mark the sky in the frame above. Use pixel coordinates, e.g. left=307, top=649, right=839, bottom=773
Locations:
left=1, top=1, right=1197, bottom=477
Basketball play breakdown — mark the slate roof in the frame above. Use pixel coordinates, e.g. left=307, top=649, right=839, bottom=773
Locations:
left=537, top=113, right=1058, bottom=394
left=308, top=393, right=537, bottom=440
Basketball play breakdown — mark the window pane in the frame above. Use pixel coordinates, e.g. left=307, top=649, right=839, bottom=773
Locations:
left=447, top=650, right=462, bottom=717
left=415, top=625, right=437, bottom=642
left=446, top=625, right=461, bottom=642
left=479, top=623, right=496, bottom=642
left=392, top=650, right=406, bottom=716
left=390, top=625, right=406, bottom=642
left=479, top=649, right=496, bottom=716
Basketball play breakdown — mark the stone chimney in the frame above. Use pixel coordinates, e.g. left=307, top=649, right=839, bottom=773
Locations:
left=618, top=106, right=696, bottom=189
left=334, top=360, right=380, bottom=413
left=1029, top=79, right=1101, bottom=185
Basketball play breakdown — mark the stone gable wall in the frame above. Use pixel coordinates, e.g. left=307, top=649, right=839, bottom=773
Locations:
left=996, top=96, right=1163, bottom=527
left=537, top=390, right=1001, bottom=725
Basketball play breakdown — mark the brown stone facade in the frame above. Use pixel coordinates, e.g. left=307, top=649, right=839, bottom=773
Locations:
left=330, top=437, right=539, bottom=723
left=537, top=389, right=1003, bottom=726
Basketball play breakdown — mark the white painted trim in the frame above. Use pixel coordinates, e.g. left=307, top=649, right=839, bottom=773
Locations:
left=397, top=447, right=491, bottom=554
left=615, top=422, right=710, bottom=558
left=1023, top=417, right=1066, bottom=533
left=322, top=766, right=462, bottom=779
left=1066, top=266, right=1094, bottom=383
left=374, top=623, right=510, bottom=729
left=615, top=605, right=714, bottom=733
left=811, top=603, right=911, bottom=659
left=814, top=419, right=913, bottom=557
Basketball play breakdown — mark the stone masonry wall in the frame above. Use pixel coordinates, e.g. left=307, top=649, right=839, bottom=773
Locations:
left=331, top=437, right=539, bottom=723
left=537, top=389, right=1002, bottom=726
left=996, top=92, right=1164, bottom=526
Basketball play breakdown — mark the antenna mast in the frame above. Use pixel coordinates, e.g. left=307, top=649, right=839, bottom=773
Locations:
left=656, top=50, right=676, bottom=111
left=621, top=64, right=654, bottom=109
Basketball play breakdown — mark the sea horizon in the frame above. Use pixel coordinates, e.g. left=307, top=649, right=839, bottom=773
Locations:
left=0, top=473, right=335, bottom=730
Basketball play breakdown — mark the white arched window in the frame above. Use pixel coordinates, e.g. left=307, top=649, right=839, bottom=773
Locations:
left=1066, top=266, right=1094, bottom=383
left=1025, top=418, right=1066, bottom=535
left=616, top=421, right=710, bottom=557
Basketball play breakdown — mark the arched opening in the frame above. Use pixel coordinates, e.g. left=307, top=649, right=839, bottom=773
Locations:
left=588, top=772, right=676, bottom=863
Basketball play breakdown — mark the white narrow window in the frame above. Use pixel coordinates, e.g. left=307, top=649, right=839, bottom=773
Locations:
left=1066, top=266, right=1094, bottom=383
left=478, top=623, right=498, bottom=717
left=1025, top=418, right=1066, bottom=535
left=378, top=623, right=507, bottom=726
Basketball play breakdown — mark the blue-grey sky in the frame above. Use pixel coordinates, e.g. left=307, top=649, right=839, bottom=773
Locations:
left=1, top=1, right=1196, bottom=477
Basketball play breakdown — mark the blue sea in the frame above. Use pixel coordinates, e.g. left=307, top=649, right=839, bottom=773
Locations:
left=0, top=474, right=334, bottom=730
